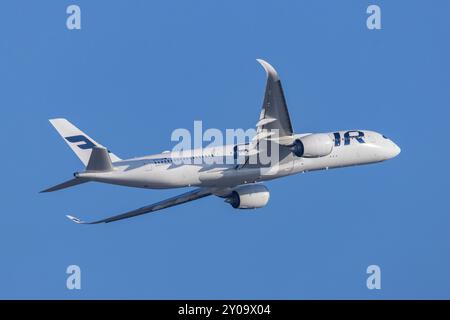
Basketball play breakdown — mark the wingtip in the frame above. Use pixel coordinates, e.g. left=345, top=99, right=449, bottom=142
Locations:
left=39, top=187, right=53, bottom=193
left=66, top=215, right=84, bottom=224
left=256, top=59, right=279, bottom=81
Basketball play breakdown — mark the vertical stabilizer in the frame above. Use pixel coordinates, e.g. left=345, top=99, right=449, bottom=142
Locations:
left=49, top=118, right=121, bottom=166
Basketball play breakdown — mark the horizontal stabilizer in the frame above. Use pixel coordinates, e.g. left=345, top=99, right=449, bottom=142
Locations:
left=40, top=178, right=88, bottom=193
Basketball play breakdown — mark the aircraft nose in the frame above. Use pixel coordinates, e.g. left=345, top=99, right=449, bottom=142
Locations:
left=386, top=142, right=401, bottom=159
left=393, top=143, right=401, bottom=156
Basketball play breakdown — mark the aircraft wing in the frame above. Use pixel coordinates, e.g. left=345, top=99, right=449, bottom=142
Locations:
left=237, top=60, right=295, bottom=169
left=255, top=59, right=294, bottom=140
left=66, top=188, right=213, bottom=224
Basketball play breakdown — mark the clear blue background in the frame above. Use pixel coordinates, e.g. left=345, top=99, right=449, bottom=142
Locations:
left=0, top=0, right=449, bottom=299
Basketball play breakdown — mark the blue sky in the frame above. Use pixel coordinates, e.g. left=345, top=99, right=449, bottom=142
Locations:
left=0, top=0, right=449, bottom=299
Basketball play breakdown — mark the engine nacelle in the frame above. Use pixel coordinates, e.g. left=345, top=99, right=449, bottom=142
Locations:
left=226, top=184, right=270, bottom=209
left=291, top=133, right=333, bottom=158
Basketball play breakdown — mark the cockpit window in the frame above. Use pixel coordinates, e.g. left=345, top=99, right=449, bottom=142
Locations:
left=382, top=135, right=389, bottom=139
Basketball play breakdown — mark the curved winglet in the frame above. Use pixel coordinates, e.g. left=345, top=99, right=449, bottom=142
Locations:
left=256, top=59, right=280, bottom=82
left=66, top=215, right=88, bottom=224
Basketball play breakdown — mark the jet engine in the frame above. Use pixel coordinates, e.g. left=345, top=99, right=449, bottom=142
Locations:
left=225, top=184, right=270, bottom=209
left=289, top=133, right=333, bottom=158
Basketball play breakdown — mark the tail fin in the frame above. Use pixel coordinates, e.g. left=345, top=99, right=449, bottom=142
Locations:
left=49, top=118, right=121, bottom=166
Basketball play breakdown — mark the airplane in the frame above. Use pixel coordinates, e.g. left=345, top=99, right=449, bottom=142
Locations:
left=41, top=59, right=401, bottom=224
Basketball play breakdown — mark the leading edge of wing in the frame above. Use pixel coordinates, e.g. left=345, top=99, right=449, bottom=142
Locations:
left=66, top=188, right=213, bottom=224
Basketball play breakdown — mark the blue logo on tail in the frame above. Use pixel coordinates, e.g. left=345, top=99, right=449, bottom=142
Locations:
left=65, top=135, right=95, bottom=149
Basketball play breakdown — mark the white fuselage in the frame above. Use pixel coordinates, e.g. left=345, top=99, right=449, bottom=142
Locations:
left=76, top=130, right=401, bottom=190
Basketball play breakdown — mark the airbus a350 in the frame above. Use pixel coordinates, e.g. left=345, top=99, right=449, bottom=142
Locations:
left=42, top=59, right=400, bottom=224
